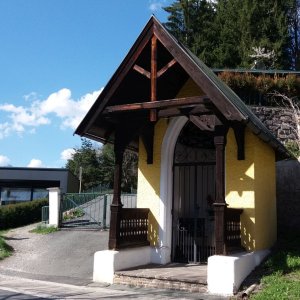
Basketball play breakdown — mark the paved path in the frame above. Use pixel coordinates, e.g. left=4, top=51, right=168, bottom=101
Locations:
left=0, top=224, right=229, bottom=299
left=0, top=223, right=108, bottom=285
left=0, top=274, right=227, bottom=299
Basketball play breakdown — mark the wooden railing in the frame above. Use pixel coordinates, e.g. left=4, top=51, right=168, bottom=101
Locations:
left=225, top=208, right=243, bottom=252
left=118, top=208, right=150, bottom=248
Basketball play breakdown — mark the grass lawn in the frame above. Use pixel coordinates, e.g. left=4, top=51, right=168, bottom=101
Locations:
left=251, top=231, right=300, bottom=299
left=0, top=231, right=13, bottom=260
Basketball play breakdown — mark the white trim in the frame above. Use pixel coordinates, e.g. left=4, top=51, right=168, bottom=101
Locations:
left=159, top=116, right=188, bottom=264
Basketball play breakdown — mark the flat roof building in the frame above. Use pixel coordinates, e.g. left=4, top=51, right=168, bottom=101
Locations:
left=0, top=167, right=79, bottom=205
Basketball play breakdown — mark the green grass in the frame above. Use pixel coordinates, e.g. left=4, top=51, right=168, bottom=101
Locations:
left=251, top=232, right=300, bottom=300
left=0, top=231, right=13, bottom=260
left=30, top=224, right=58, bottom=234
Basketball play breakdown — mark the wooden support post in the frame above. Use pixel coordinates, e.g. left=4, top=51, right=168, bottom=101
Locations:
left=141, top=123, right=155, bottom=164
left=233, top=123, right=245, bottom=160
left=213, top=126, right=227, bottom=255
left=150, top=35, right=157, bottom=122
left=108, top=146, right=124, bottom=250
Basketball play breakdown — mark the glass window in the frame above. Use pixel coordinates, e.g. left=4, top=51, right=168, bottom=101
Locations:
left=0, top=188, right=31, bottom=205
left=32, top=189, right=48, bottom=200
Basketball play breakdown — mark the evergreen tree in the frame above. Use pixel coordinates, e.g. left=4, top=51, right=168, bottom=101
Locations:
left=164, top=0, right=292, bottom=69
left=163, top=0, right=217, bottom=66
left=212, top=0, right=242, bottom=68
left=287, top=0, right=300, bottom=69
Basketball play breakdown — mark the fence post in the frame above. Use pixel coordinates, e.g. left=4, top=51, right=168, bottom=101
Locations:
left=48, top=187, right=61, bottom=227
left=103, top=194, right=107, bottom=229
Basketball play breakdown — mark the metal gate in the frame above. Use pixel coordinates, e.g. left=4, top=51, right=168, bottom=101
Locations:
left=172, top=161, right=216, bottom=263
left=60, top=193, right=136, bottom=229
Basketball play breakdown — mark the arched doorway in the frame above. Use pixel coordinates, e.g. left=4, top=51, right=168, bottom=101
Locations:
left=171, top=122, right=216, bottom=263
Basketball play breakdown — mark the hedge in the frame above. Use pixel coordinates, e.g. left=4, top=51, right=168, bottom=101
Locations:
left=218, top=72, right=300, bottom=106
left=0, top=199, right=48, bottom=230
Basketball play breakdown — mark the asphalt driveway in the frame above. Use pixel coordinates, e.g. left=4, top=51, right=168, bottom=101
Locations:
left=0, top=223, right=108, bottom=285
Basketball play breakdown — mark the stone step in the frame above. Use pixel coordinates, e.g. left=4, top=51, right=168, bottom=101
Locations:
left=114, top=273, right=208, bottom=293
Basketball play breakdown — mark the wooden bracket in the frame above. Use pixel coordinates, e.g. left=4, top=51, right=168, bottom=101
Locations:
left=141, top=123, right=155, bottom=164
left=133, top=59, right=176, bottom=79
left=133, top=64, right=151, bottom=79
left=233, top=123, right=245, bottom=160
left=190, top=115, right=215, bottom=131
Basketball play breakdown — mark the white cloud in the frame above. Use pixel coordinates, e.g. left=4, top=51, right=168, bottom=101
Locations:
left=0, top=88, right=102, bottom=139
left=60, top=148, right=75, bottom=161
left=27, top=159, right=43, bottom=168
left=149, top=0, right=166, bottom=12
left=0, top=155, right=10, bottom=166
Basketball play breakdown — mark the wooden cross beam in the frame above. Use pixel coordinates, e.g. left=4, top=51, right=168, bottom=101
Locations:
left=104, top=96, right=211, bottom=114
left=133, top=59, right=177, bottom=80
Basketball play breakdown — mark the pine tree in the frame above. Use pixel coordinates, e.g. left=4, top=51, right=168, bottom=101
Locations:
left=287, top=0, right=300, bottom=69
left=164, top=0, right=292, bottom=69
left=163, top=0, right=217, bottom=66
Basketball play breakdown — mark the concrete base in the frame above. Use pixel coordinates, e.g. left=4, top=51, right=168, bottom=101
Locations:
left=93, top=247, right=152, bottom=284
left=207, top=249, right=270, bottom=295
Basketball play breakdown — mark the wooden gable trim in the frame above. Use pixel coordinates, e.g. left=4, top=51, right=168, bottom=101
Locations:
left=76, top=20, right=155, bottom=135
left=152, top=20, right=246, bottom=122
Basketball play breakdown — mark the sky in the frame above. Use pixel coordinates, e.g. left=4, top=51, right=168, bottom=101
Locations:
left=0, top=0, right=173, bottom=168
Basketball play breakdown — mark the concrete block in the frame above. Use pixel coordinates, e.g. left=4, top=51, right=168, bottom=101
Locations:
left=207, top=250, right=270, bottom=296
left=93, top=246, right=152, bottom=284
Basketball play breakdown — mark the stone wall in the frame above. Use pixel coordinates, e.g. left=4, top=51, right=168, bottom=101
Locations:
left=251, top=106, right=297, bottom=144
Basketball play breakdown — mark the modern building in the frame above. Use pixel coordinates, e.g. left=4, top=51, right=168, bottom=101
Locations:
left=0, top=167, right=79, bottom=205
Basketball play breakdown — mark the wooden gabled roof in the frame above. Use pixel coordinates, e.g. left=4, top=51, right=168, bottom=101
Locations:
left=75, top=16, right=289, bottom=159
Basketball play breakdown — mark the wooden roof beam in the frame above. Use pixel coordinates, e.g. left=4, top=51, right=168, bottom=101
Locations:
left=133, top=64, right=150, bottom=79
left=150, top=35, right=158, bottom=122
left=104, top=96, right=211, bottom=114
left=158, top=107, right=212, bottom=118
left=157, top=58, right=177, bottom=78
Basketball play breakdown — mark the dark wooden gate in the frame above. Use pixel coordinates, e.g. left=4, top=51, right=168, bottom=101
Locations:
left=172, top=163, right=216, bottom=263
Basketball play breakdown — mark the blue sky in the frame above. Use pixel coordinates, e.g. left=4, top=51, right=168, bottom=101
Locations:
left=0, top=0, right=172, bottom=168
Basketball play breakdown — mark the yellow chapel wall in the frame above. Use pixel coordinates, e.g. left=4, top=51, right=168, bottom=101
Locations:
left=136, top=77, right=277, bottom=251
left=136, top=78, right=203, bottom=246
left=137, top=119, right=168, bottom=246
left=225, top=128, right=277, bottom=251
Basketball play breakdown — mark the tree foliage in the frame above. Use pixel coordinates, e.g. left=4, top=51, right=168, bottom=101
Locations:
left=163, top=0, right=297, bottom=69
left=66, top=139, right=137, bottom=192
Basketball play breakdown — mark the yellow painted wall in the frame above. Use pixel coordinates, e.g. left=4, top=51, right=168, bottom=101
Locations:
left=136, top=76, right=277, bottom=252
left=137, top=78, right=203, bottom=246
left=137, top=119, right=168, bottom=246
left=226, top=128, right=277, bottom=251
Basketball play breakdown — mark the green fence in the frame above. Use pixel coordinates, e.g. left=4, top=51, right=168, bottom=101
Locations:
left=60, top=193, right=136, bottom=229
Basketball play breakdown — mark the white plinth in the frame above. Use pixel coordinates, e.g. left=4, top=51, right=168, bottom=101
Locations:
left=93, top=246, right=152, bottom=284
left=207, top=249, right=270, bottom=295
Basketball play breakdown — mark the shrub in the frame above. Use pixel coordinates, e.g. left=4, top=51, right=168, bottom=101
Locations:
left=0, top=199, right=48, bottom=230
left=217, top=72, right=300, bottom=106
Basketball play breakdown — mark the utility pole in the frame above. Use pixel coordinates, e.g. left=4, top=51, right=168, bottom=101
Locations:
left=79, top=166, right=83, bottom=193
